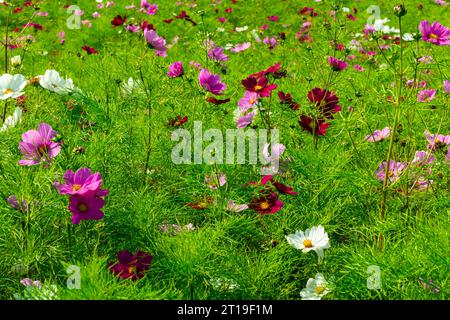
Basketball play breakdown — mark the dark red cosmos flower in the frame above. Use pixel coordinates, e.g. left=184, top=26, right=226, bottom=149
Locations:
left=307, top=87, right=341, bottom=118
left=278, top=91, right=300, bottom=110
left=111, top=15, right=126, bottom=27
left=225, top=8, right=233, bottom=13
left=175, top=11, right=187, bottom=19
left=168, top=115, right=188, bottom=127
left=299, top=7, right=318, bottom=17
left=24, top=1, right=33, bottom=6
left=14, top=7, right=23, bottom=14
left=251, top=63, right=286, bottom=79
left=242, top=76, right=277, bottom=98
left=299, top=115, right=330, bottom=136
left=140, top=20, right=154, bottom=31
left=206, top=97, right=230, bottom=105
left=109, top=250, right=153, bottom=280
left=249, top=192, right=283, bottom=214
left=260, top=175, right=298, bottom=195
left=82, top=45, right=98, bottom=55
left=163, top=19, right=173, bottom=23
left=23, top=22, right=43, bottom=31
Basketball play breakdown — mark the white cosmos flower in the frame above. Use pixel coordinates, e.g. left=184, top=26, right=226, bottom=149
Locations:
left=235, top=26, right=248, bottom=32
left=0, top=74, right=27, bottom=100
left=11, top=55, right=22, bottom=68
left=301, top=273, right=330, bottom=300
left=402, top=33, right=414, bottom=41
left=286, top=225, right=330, bottom=259
left=0, top=107, right=22, bottom=132
left=38, top=70, right=74, bottom=95
left=121, top=77, right=143, bottom=96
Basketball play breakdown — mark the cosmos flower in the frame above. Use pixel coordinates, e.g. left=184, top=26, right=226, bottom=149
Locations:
left=206, top=97, right=230, bottom=106
left=7, top=195, right=28, bottom=212
left=424, top=130, right=450, bottom=151
left=38, top=70, right=74, bottom=95
left=262, top=143, right=285, bottom=164
left=0, top=74, right=27, bottom=100
left=301, top=274, right=330, bottom=300
left=81, top=45, right=98, bottom=55
left=328, top=56, right=348, bottom=71
left=443, top=80, right=450, bottom=93
left=411, top=151, right=435, bottom=166
left=263, top=37, right=278, bottom=49
left=249, top=192, right=283, bottom=214
left=198, top=69, right=227, bottom=95
left=375, top=160, right=407, bottom=183
left=418, top=20, right=450, bottom=46
left=286, top=225, right=330, bottom=259
left=109, top=250, right=153, bottom=280
left=18, top=123, right=61, bottom=166
left=230, top=42, right=251, bottom=53
left=307, top=88, right=341, bottom=118
left=167, top=61, right=183, bottom=78
left=366, top=127, right=390, bottom=142
left=1, top=107, right=22, bottom=132
left=54, top=167, right=108, bottom=197
left=226, top=200, right=249, bottom=212
left=241, top=76, right=277, bottom=97
left=144, top=29, right=167, bottom=57
left=208, top=47, right=228, bottom=62
left=111, top=15, right=126, bottom=27
left=68, top=192, right=105, bottom=224
left=238, top=91, right=259, bottom=111
left=278, top=91, right=300, bottom=110
left=417, top=89, right=436, bottom=102
left=235, top=110, right=256, bottom=129
left=167, top=115, right=188, bottom=127
left=299, top=115, right=330, bottom=136
left=205, top=173, right=227, bottom=189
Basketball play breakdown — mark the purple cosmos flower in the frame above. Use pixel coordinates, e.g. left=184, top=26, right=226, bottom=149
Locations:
left=18, top=123, right=61, bottom=166
left=144, top=29, right=167, bottom=57
left=230, top=42, right=251, bottom=53
left=424, top=130, right=450, bottom=150
left=412, top=151, right=435, bottom=166
left=20, top=278, right=41, bottom=288
left=238, top=91, right=259, bottom=111
left=68, top=192, right=105, bottom=224
left=7, top=195, right=28, bottom=211
left=198, top=69, right=227, bottom=95
left=208, top=47, right=228, bottom=62
left=167, top=61, right=183, bottom=78
left=417, top=89, right=436, bottom=102
left=375, top=160, right=407, bottom=183
left=444, top=80, right=450, bottom=93
left=328, top=56, right=348, bottom=71
left=366, top=127, right=390, bottom=142
left=419, top=20, right=450, bottom=46
left=54, top=167, right=108, bottom=197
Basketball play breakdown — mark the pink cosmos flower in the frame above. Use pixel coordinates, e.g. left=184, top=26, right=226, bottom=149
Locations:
left=366, top=127, right=390, bottom=142
left=268, top=15, right=279, bottom=22
left=419, top=20, right=450, bottom=46
left=106, top=1, right=115, bottom=7
left=146, top=4, right=158, bottom=15
left=74, top=9, right=83, bottom=16
left=68, top=192, right=105, bottom=224
left=375, top=160, right=407, bottom=183
left=230, top=42, right=251, bottom=53
left=21, top=278, right=41, bottom=288
left=54, top=167, right=108, bottom=197
left=18, top=123, right=61, bottom=166
left=218, top=17, right=226, bottom=23
left=328, top=56, right=348, bottom=71
left=444, top=80, right=450, bottom=93
left=238, top=91, right=259, bottom=111
left=126, top=25, right=140, bottom=33
left=226, top=200, right=249, bottom=212
left=412, top=151, right=435, bottom=166
left=208, top=47, right=228, bottom=62
left=167, top=61, right=183, bottom=78
left=205, top=173, right=227, bottom=190
left=262, top=143, right=285, bottom=164
left=236, top=111, right=256, bottom=129
left=93, top=12, right=100, bottom=18
left=82, top=20, right=92, bottom=28
left=144, top=29, right=167, bottom=57
left=198, top=69, right=226, bottom=95
left=354, top=65, right=365, bottom=72
left=424, top=130, right=450, bottom=150
left=417, top=89, right=436, bottom=102
left=263, top=37, right=278, bottom=49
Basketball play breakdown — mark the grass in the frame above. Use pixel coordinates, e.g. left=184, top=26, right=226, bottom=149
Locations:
left=0, top=0, right=449, bottom=300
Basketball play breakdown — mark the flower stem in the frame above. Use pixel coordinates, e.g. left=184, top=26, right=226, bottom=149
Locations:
left=2, top=6, right=12, bottom=124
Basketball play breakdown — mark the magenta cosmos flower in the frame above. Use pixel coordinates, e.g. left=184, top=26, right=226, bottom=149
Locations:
left=68, top=191, right=105, bottom=224
left=417, top=89, right=436, bottom=102
left=109, top=250, right=153, bottom=280
left=54, top=167, right=108, bottom=197
left=167, top=61, right=183, bottom=78
left=419, top=20, right=450, bottom=46
left=198, top=69, right=226, bottom=95
left=18, top=123, right=61, bottom=166
left=328, top=56, right=348, bottom=71
left=375, top=160, right=407, bottom=183
left=144, top=29, right=167, bottom=57
left=249, top=192, right=283, bottom=214
left=366, top=127, right=390, bottom=142
left=208, top=47, right=228, bottom=62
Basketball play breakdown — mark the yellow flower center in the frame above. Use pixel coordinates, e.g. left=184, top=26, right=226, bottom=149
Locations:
left=127, top=266, right=136, bottom=274
left=250, top=98, right=256, bottom=104
left=315, top=285, right=325, bottom=294
left=388, top=171, right=395, bottom=177
left=3, top=88, right=13, bottom=95
left=260, top=201, right=270, bottom=210
left=37, top=145, right=48, bottom=157
left=319, top=99, right=327, bottom=108
left=78, top=203, right=88, bottom=212
left=429, top=33, right=439, bottom=40
left=72, top=184, right=82, bottom=191
left=303, top=239, right=313, bottom=248
left=254, top=85, right=263, bottom=91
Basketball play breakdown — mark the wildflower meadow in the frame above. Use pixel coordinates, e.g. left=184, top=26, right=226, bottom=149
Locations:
left=0, top=0, right=449, bottom=301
